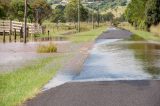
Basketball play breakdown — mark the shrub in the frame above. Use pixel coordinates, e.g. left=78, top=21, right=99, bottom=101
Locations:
left=37, top=43, right=57, bottom=53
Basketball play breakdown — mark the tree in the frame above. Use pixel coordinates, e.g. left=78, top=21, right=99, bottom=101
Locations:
left=0, top=0, right=11, bottom=19
left=80, top=5, right=89, bottom=22
left=65, top=0, right=78, bottom=22
left=31, top=0, right=52, bottom=25
left=51, top=5, right=66, bottom=23
left=103, top=12, right=115, bottom=22
left=0, top=5, right=5, bottom=19
left=125, top=0, right=147, bottom=29
left=64, top=0, right=89, bottom=22
left=10, top=0, right=25, bottom=21
left=9, top=0, right=33, bottom=21
left=145, top=0, right=160, bottom=30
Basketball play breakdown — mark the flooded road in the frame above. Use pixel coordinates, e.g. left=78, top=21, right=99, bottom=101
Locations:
left=27, top=28, right=160, bottom=106
left=74, top=40, right=160, bottom=81
left=44, top=28, right=160, bottom=90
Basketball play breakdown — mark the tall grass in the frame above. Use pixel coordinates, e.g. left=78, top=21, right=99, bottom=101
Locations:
left=150, top=24, right=160, bottom=36
left=37, top=43, right=57, bottom=53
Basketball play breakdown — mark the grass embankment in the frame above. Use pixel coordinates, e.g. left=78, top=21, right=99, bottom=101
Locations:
left=68, top=27, right=106, bottom=43
left=120, top=23, right=160, bottom=41
left=0, top=55, right=65, bottom=106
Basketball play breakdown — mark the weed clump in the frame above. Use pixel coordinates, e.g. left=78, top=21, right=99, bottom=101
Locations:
left=37, top=43, right=57, bottom=53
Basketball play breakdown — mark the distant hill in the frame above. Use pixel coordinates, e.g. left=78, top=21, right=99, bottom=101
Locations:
left=48, top=0, right=129, bottom=6
left=99, top=0, right=128, bottom=10
left=86, top=0, right=129, bottom=17
left=49, top=0, right=130, bottom=17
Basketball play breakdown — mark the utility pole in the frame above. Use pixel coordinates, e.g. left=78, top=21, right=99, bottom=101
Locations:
left=77, top=0, right=80, bottom=32
left=24, top=0, right=27, bottom=43
left=92, top=0, right=94, bottom=29
left=97, top=4, right=100, bottom=27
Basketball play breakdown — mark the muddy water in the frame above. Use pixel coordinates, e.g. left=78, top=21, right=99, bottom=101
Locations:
left=0, top=41, right=70, bottom=72
left=74, top=40, right=160, bottom=81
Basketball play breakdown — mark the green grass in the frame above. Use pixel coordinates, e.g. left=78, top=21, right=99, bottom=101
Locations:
left=41, top=21, right=76, bottom=37
left=131, top=30, right=160, bottom=41
left=68, top=27, right=106, bottom=43
left=38, top=21, right=106, bottom=38
left=120, top=23, right=160, bottom=41
left=0, top=55, right=65, bottom=106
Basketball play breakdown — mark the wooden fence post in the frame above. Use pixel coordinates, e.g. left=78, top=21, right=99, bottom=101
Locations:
left=3, top=30, right=5, bottom=43
left=9, top=32, right=12, bottom=42
left=27, top=27, right=29, bottom=37
left=20, top=27, right=23, bottom=42
left=14, top=29, right=16, bottom=42
left=20, top=27, right=23, bottom=38
left=48, top=30, right=50, bottom=41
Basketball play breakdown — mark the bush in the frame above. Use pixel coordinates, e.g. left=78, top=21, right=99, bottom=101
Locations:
left=37, top=43, right=57, bottom=53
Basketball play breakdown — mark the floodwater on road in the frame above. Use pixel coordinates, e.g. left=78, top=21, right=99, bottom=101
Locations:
left=44, top=39, right=160, bottom=90
left=43, top=28, right=160, bottom=90
left=74, top=39, right=160, bottom=81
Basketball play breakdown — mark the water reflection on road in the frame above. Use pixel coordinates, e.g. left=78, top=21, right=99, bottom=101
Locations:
left=74, top=40, right=160, bottom=81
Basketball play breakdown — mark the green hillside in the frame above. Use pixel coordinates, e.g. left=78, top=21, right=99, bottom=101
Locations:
left=97, top=0, right=128, bottom=10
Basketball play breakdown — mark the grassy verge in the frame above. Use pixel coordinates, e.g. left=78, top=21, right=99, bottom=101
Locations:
left=132, top=30, right=160, bottom=41
left=0, top=55, right=65, bottom=106
left=68, top=27, right=106, bottom=43
left=120, top=24, right=160, bottom=41
left=39, top=21, right=106, bottom=38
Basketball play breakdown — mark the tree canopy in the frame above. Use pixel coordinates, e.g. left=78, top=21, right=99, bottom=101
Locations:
left=64, top=0, right=89, bottom=22
left=0, top=0, right=10, bottom=19
left=0, top=0, right=51, bottom=24
left=125, top=0, right=147, bottom=29
left=145, top=0, right=160, bottom=29
left=125, top=0, right=160, bottom=30
left=51, top=5, right=66, bottom=23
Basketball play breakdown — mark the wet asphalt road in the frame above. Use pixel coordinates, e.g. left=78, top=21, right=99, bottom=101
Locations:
left=25, top=81, right=160, bottom=106
left=25, top=28, right=160, bottom=106
left=97, top=27, right=132, bottom=39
